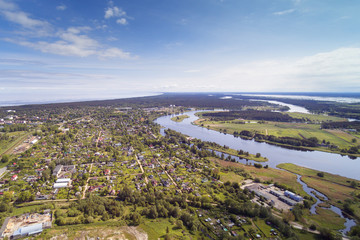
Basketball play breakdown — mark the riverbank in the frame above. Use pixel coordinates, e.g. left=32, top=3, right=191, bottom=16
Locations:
left=277, top=163, right=360, bottom=221
left=155, top=111, right=360, bottom=235
left=208, top=157, right=355, bottom=232
left=204, top=144, right=268, bottom=162
left=193, top=114, right=360, bottom=158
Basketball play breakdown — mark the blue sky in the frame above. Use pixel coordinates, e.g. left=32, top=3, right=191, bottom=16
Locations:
left=1, top=0, right=360, bottom=104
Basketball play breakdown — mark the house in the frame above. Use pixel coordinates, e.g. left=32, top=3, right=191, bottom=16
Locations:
left=104, top=169, right=111, bottom=175
left=11, top=175, right=18, bottom=181
left=52, top=165, right=63, bottom=177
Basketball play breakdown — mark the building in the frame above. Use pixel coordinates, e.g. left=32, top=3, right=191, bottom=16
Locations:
left=279, top=196, right=298, bottom=206
left=53, top=178, right=71, bottom=188
left=284, top=190, right=303, bottom=202
left=11, top=223, right=43, bottom=239
left=269, top=190, right=282, bottom=197
left=52, top=165, right=63, bottom=177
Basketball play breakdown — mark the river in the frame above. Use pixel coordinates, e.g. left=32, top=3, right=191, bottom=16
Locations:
left=250, top=99, right=310, bottom=114
left=155, top=110, right=359, bottom=234
left=156, top=110, right=360, bottom=180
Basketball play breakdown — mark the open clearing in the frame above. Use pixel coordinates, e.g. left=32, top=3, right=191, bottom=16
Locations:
left=0, top=131, right=30, bottom=156
left=44, top=226, right=147, bottom=240
left=196, top=118, right=357, bottom=150
left=277, top=163, right=360, bottom=218
left=209, top=158, right=307, bottom=196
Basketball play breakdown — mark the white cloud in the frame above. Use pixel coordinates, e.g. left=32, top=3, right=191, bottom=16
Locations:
left=105, top=6, right=126, bottom=19
left=0, top=1, right=135, bottom=59
left=116, top=18, right=127, bottom=25
left=0, top=4, right=49, bottom=29
left=99, top=47, right=134, bottom=59
left=9, top=27, right=135, bottom=59
left=56, top=4, right=67, bottom=11
left=0, top=0, right=15, bottom=11
left=213, top=47, right=360, bottom=91
left=104, top=4, right=130, bottom=26
left=273, top=9, right=295, bottom=16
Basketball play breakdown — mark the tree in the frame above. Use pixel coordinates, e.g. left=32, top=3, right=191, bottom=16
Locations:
left=1, top=155, right=9, bottom=163
left=175, top=219, right=184, bottom=229
left=148, top=206, right=158, bottom=219
left=16, top=191, right=35, bottom=203
left=350, top=181, right=358, bottom=188
left=0, top=202, right=9, bottom=212
left=129, top=212, right=141, bottom=226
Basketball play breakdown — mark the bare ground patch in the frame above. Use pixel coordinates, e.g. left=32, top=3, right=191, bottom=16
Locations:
left=47, top=226, right=147, bottom=240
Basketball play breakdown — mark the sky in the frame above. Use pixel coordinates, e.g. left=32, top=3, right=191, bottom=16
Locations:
left=1, top=0, right=360, bottom=104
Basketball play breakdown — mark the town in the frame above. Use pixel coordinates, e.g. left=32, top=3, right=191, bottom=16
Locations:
left=0, top=101, right=358, bottom=240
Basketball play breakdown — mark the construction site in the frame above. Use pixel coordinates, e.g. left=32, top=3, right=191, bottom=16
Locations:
left=0, top=210, right=52, bottom=239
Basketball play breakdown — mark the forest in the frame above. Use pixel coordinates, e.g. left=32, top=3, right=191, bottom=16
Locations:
left=201, top=110, right=300, bottom=122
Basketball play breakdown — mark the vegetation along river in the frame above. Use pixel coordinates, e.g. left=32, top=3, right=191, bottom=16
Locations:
left=155, top=110, right=360, bottom=180
left=155, top=110, right=359, bottom=233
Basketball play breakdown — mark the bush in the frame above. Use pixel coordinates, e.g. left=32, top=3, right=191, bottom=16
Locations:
left=309, top=224, right=317, bottom=231
left=254, top=163, right=262, bottom=169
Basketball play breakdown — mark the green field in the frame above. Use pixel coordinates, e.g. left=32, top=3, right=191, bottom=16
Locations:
left=209, top=158, right=308, bottom=196
left=0, top=131, right=29, bottom=156
left=195, top=116, right=358, bottom=151
left=140, top=218, right=194, bottom=239
left=285, top=112, right=347, bottom=122
left=277, top=163, right=360, bottom=221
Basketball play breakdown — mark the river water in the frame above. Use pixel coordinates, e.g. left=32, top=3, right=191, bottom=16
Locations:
left=156, top=110, right=360, bottom=180
left=155, top=109, right=359, bottom=234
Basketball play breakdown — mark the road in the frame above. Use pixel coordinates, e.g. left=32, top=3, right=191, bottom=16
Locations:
left=155, top=159, right=180, bottom=190
left=82, top=163, right=93, bottom=199
left=135, top=155, right=148, bottom=184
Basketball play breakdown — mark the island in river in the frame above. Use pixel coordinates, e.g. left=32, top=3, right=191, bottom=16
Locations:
left=171, top=114, right=190, bottom=122
left=194, top=110, right=360, bottom=157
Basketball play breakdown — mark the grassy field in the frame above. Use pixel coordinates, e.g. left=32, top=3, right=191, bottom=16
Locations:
left=171, top=114, right=190, bottom=122
left=0, top=131, right=29, bottom=156
left=208, top=158, right=307, bottom=196
left=140, top=218, right=194, bottom=239
left=277, top=163, right=360, bottom=221
left=305, top=207, right=346, bottom=231
left=285, top=112, right=347, bottom=122
left=40, top=223, right=143, bottom=240
left=195, top=116, right=358, bottom=151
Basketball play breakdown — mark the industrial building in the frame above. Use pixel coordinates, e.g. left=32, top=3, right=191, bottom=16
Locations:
left=53, top=178, right=71, bottom=188
left=0, top=211, right=52, bottom=239
left=278, top=196, right=298, bottom=206
left=12, top=223, right=43, bottom=239
left=284, top=190, right=303, bottom=202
